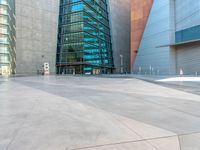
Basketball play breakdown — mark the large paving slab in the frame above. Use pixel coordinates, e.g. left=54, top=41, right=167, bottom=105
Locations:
left=0, top=76, right=200, bottom=150
left=179, top=133, right=200, bottom=150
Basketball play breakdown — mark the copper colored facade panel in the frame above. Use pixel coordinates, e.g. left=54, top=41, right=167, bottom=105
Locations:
left=131, top=0, right=153, bottom=69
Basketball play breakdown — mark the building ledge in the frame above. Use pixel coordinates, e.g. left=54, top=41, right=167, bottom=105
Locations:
left=157, top=38, right=200, bottom=48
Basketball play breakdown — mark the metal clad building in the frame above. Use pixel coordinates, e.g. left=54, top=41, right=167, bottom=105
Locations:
left=132, top=0, right=200, bottom=75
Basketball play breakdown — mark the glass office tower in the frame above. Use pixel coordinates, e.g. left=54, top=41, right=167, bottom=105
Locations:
left=57, top=0, right=113, bottom=75
left=0, top=0, right=16, bottom=75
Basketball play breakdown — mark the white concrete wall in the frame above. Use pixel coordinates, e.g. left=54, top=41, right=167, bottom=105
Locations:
left=16, top=0, right=59, bottom=75
left=108, top=0, right=131, bottom=73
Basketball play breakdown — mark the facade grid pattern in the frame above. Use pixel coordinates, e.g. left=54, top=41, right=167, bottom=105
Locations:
left=0, top=0, right=16, bottom=75
left=57, top=0, right=113, bottom=75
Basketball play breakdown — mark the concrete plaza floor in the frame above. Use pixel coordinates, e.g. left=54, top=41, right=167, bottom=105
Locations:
left=132, top=75, right=200, bottom=95
left=1, top=75, right=200, bottom=150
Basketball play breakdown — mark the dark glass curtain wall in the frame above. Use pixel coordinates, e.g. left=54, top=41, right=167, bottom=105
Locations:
left=57, top=0, right=113, bottom=75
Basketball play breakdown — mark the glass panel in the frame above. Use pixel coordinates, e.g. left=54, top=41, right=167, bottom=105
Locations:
left=57, top=0, right=113, bottom=75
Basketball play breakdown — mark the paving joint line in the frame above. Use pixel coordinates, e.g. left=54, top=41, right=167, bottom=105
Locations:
left=178, top=136, right=182, bottom=150
left=69, top=131, right=200, bottom=150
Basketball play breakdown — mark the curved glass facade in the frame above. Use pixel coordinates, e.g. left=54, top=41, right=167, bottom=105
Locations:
left=0, top=0, right=16, bottom=75
left=57, top=0, right=113, bottom=75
